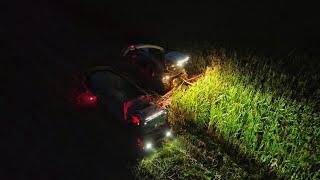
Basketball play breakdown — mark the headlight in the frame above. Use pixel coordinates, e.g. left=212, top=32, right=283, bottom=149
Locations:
left=145, top=142, right=153, bottom=150
left=165, top=130, right=172, bottom=137
left=176, top=56, right=189, bottom=67
left=162, top=75, right=170, bottom=83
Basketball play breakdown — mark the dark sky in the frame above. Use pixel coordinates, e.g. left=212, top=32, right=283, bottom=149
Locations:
left=58, top=0, right=320, bottom=48
left=3, top=1, right=320, bottom=52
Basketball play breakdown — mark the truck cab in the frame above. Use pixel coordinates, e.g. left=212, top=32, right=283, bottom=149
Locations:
left=122, top=44, right=190, bottom=92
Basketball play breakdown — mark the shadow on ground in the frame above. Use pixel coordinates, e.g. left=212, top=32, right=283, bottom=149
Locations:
left=178, top=122, right=281, bottom=179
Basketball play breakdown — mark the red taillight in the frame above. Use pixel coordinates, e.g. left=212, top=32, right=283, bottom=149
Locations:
left=123, top=101, right=133, bottom=121
left=130, top=115, right=141, bottom=126
left=77, top=91, right=97, bottom=107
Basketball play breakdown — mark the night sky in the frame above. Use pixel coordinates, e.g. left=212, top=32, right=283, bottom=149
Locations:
left=2, top=0, right=320, bottom=179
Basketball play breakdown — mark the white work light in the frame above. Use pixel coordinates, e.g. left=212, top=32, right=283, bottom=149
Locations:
left=145, top=142, right=153, bottom=150
left=165, top=130, right=172, bottom=137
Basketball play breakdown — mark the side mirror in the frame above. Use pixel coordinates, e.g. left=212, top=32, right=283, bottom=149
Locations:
left=164, top=51, right=190, bottom=67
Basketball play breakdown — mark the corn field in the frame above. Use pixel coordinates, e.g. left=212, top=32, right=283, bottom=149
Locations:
left=136, top=47, right=320, bottom=179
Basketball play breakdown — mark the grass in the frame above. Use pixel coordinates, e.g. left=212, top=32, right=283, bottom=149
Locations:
left=171, top=50, right=320, bottom=179
left=133, top=131, right=252, bottom=180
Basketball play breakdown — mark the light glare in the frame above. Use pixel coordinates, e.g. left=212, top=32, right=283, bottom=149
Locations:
left=166, top=130, right=172, bottom=137
left=176, top=56, right=189, bottom=67
left=145, top=110, right=165, bottom=122
left=145, top=142, right=153, bottom=149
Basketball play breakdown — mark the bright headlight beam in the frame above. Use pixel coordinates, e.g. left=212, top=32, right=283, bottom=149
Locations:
left=145, top=142, right=153, bottom=150
left=176, top=56, right=190, bottom=67
left=165, top=130, right=172, bottom=137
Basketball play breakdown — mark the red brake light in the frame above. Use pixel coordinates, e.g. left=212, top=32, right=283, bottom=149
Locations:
left=130, top=115, right=141, bottom=126
left=77, top=91, right=97, bottom=107
left=123, top=101, right=133, bottom=121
